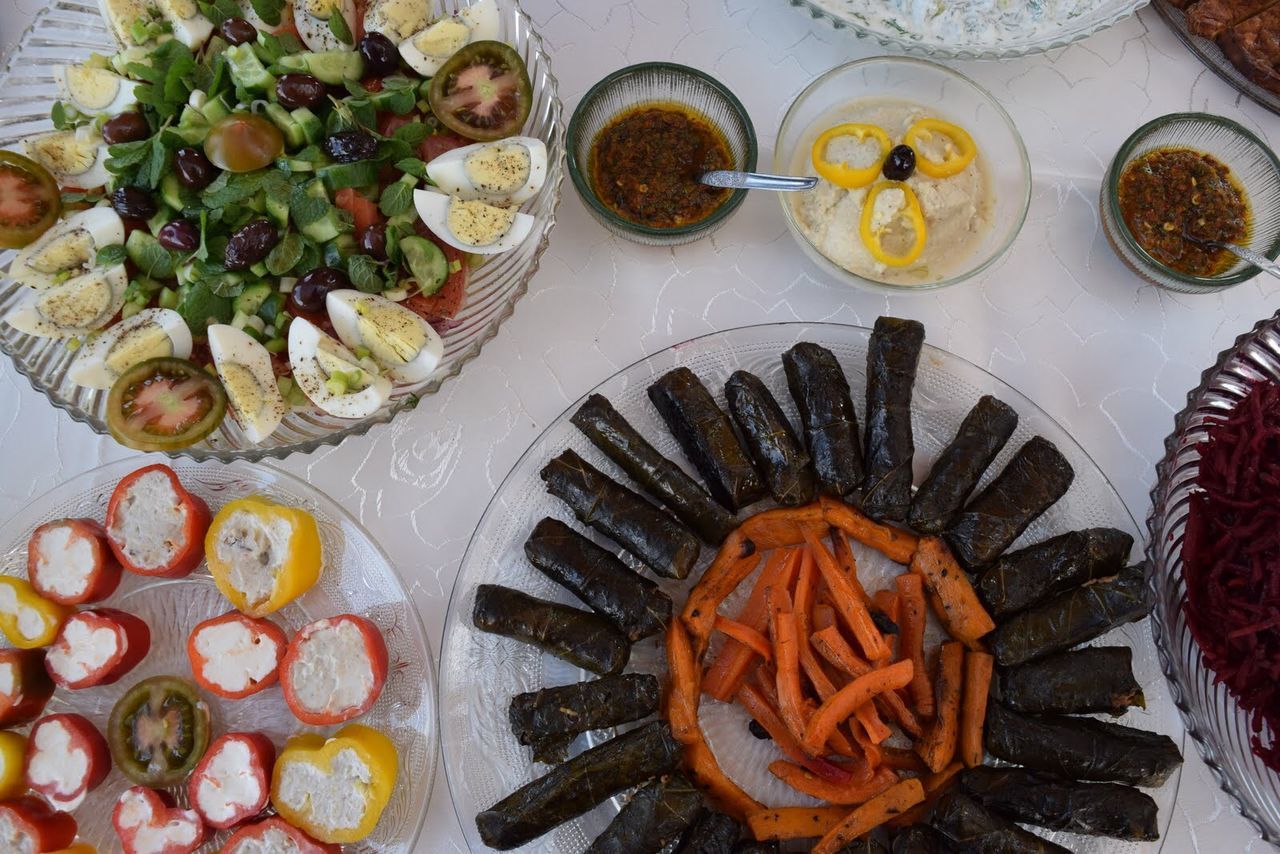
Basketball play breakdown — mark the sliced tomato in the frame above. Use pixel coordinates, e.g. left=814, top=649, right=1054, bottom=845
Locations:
left=419, top=131, right=472, bottom=164
left=427, top=42, right=532, bottom=142
left=106, top=358, right=227, bottom=452
left=0, top=151, right=61, bottom=249
left=376, top=111, right=415, bottom=138
left=405, top=222, right=467, bottom=321
left=334, top=187, right=382, bottom=233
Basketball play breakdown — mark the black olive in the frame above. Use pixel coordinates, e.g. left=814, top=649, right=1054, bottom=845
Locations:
left=323, top=130, right=378, bottom=163
left=101, top=111, right=150, bottom=145
left=883, top=144, right=916, bottom=182
left=358, top=224, right=387, bottom=261
left=157, top=219, right=199, bottom=252
left=290, top=267, right=351, bottom=315
left=219, top=16, right=257, bottom=46
left=110, top=187, right=157, bottom=221
left=748, top=720, right=772, bottom=741
left=358, top=33, right=399, bottom=77
left=224, top=219, right=278, bottom=270
left=275, top=73, right=327, bottom=111
left=174, top=147, right=218, bottom=191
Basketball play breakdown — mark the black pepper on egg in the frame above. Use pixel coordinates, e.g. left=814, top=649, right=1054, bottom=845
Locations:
left=883, top=144, right=916, bottom=181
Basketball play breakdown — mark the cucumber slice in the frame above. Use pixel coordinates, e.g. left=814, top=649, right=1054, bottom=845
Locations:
left=225, top=44, right=276, bottom=93
left=264, top=103, right=305, bottom=149
left=400, top=236, right=447, bottom=296
left=319, top=160, right=380, bottom=192
left=276, top=50, right=364, bottom=85
left=291, top=107, right=323, bottom=145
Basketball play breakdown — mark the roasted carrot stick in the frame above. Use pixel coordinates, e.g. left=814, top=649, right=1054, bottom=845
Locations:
left=769, top=761, right=899, bottom=806
left=820, top=496, right=920, bottom=564
left=960, top=650, right=994, bottom=768
left=746, top=806, right=853, bottom=842
left=684, top=733, right=763, bottom=821
left=908, top=536, right=995, bottom=647
left=872, top=589, right=900, bottom=625
left=740, top=503, right=827, bottom=548
left=702, top=549, right=799, bottom=701
left=879, top=745, right=927, bottom=773
left=772, top=608, right=809, bottom=745
left=917, top=641, right=964, bottom=773
left=812, top=778, right=926, bottom=854
left=713, top=615, right=773, bottom=663
left=665, top=619, right=702, bottom=745
left=894, top=572, right=933, bottom=718
left=829, top=528, right=870, bottom=603
left=682, top=529, right=759, bottom=654
left=735, top=683, right=851, bottom=784
left=810, top=624, right=921, bottom=738
left=885, top=760, right=964, bottom=829
left=813, top=601, right=838, bottom=631
left=802, top=659, right=914, bottom=754
left=803, top=528, right=890, bottom=661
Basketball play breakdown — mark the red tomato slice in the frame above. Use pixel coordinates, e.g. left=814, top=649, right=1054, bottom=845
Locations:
left=376, top=111, right=415, bottom=138
left=419, top=132, right=472, bottom=164
left=334, top=187, right=381, bottom=233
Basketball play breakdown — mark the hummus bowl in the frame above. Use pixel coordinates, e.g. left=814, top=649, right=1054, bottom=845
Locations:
left=775, top=57, right=1031, bottom=294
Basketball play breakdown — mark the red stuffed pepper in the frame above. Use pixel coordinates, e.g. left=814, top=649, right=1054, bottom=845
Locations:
left=186, top=611, right=287, bottom=700
left=112, top=787, right=206, bottom=854
left=219, top=816, right=340, bottom=854
left=45, top=610, right=151, bottom=690
left=188, top=732, right=275, bottom=830
left=280, top=614, right=388, bottom=726
left=27, top=518, right=123, bottom=605
left=105, top=465, right=210, bottom=579
left=0, top=796, right=77, bottom=852
left=0, top=649, right=55, bottom=727
left=24, top=713, right=111, bottom=812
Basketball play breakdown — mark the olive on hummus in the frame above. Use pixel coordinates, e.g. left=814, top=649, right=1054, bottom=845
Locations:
left=788, top=99, right=993, bottom=285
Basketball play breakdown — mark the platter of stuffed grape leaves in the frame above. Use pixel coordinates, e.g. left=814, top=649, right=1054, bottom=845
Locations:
left=440, top=320, right=1184, bottom=853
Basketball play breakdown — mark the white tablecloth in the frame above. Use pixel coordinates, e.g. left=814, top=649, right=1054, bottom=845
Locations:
left=2, top=1, right=1277, bottom=851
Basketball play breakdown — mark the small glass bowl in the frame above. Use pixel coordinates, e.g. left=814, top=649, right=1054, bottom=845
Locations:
left=567, top=62, right=757, bottom=246
left=1101, top=113, right=1280, bottom=294
left=773, top=56, right=1031, bottom=294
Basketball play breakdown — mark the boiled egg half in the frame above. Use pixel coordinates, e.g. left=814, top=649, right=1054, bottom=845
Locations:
left=25, top=126, right=110, bottom=190
left=288, top=317, right=392, bottom=419
left=98, top=0, right=214, bottom=47
left=326, top=290, right=443, bottom=383
left=426, top=136, right=547, bottom=206
left=413, top=189, right=533, bottom=255
left=55, top=65, right=139, bottom=115
left=208, top=324, right=288, bottom=443
left=10, top=207, right=125, bottom=291
left=398, top=0, right=500, bottom=77
left=68, top=308, right=193, bottom=389
left=3, top=265, right=128, bottom=339
left=294, top=0, right=358, bottom=53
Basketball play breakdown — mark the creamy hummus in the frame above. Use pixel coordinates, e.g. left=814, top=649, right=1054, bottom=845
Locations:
left=789, top=98, right=993, bottom=286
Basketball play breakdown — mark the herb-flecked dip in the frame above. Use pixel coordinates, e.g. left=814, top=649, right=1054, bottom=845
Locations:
left=589, top=105, right=732, bottom=229
left=1118, top=147, right=1248, bottom=277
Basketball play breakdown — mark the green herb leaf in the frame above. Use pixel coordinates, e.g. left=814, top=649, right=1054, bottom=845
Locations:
left=379, top=180, right=414, bottom=217
left=395, top=157, right=428, bottom=179
left=393, top=121, right=432, bottom=147
left=51, top=102, right=70, bottom=131
left=175, top=281, right=234, bottom=334
left=294, top=238, right=322, bottom=275
left=96, top=244, right=128, bottom=267
left=347, top=253, right=386, bottom=293
left=202, top=171, right=266, bottom=209
left=197, top=0, right=240, bottom=26
left=328, top=11, right=354, bottom=46
left=266, top=232, right=304, bottom=276
left=289, top=184, right=330, bottom=227
left=132, top=239, right=176, bottom=280
left=208, top=277, right=245, bottom=297
left=250, top=0, right=284, bottom=25
left=145, top=136, right=169, bottom=189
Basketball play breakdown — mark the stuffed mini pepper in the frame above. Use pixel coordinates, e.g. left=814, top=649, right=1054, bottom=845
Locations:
left=0, top=797, right=77, bottom=853
left=105, top=465, right=210, bottom=579
left=112, top=787, right=205, bottom=854
left=280, top=614, right=388, bottom=725
left=27, top=518, right=122, bottom=605
left=0, top=577, right=69, bottom=649
left=24, top=714, right=111, bottom=812
left=205, top=497, right=322, bottom=618
left=0, top=649, right=55, bottom=727
left=45, top=610, right=150, bottom=690
left=187, top=732, right=275, bottom=830
left=186, top=611, right=287, bottom=700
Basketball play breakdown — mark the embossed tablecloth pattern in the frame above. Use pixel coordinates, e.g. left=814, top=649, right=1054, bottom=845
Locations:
left=1, top=1, right=1276, bottom=851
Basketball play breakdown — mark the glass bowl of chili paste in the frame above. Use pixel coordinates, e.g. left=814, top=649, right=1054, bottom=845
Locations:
left=1102, top=112, right=1280, bottom=293
left=567, top=62, right=757, bottom=246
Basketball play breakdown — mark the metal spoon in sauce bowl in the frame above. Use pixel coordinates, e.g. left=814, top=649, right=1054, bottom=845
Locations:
left=699, top=170, right=818, bottom=192
left=1181, top=228, right=1280, bottom=281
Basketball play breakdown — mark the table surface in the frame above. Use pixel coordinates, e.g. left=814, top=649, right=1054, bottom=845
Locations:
left=1, top=0, right=1277, bottom=851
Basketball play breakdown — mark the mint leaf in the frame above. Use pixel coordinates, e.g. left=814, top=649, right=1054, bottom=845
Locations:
left=145, top=136, right=169, bottom=189
left=129, top=236, right=176, bottom=279
left=202, top=172, right=265, bottom=209
left=395, top=157, right=428, bottom=179
left=379, top=180, right=414, bottom=217
left=251, top=0, right=285, bottom=26
left=328, top=12, right=353, bottom=45
left=176, top=282, right=233, bottom=334
left=289, top=184, right=330, bottom=227
left=96, top=244, right=128, bottom=267
left=266, top=232, right=304, bottom=276
left=393, top=121, right=431, bottom=147
left=347, top=253, right=386, bottom=293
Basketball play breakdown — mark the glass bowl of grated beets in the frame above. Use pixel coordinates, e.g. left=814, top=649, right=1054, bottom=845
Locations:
left=1149, top=310, right=1280, bottom=844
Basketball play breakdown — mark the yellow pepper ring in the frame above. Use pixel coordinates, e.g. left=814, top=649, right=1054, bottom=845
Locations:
left=859, top=181, right=928, bottom=268
left=811, top=123, right=893, bottom=189
left=904, top=118, right=977, bottom=179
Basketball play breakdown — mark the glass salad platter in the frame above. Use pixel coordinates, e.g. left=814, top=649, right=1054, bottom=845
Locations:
left=0, top=456, right=437, bottom=851
left=785, top=0, right=1150, bottom=59
left=0, top=0, right=564, bottom=461
left=439, top=321, right=1184, bottom=853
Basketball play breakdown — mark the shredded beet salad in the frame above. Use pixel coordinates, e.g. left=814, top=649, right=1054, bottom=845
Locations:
left=1184, top=380, right=1280, bottom=771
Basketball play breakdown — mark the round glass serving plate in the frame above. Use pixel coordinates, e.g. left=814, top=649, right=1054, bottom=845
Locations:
left=0, top=457, right=437, bottom=851
left=0, top=0, right=564, bottom=462
left=785, top=0, right=1149, bottom=59
left=440, top=321, right=1184, bottom=853
left=1148, top=310, right=1280, bottom=845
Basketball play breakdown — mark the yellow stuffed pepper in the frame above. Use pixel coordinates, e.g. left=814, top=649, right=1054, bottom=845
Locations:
left=271, top=724, right=398, bottom=844
left=205, top=497, right=323, bottom=617
left=0, top=577, right=69, bottom=648
left=0, top=731, right=26, bottom=798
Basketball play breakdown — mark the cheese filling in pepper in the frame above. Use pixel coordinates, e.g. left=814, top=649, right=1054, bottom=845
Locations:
left=205, top=497, right=322, bottom=617
left=811, top=123, right=892, bottom=190
left=860, top=181, right=928, bottom=267
left=0, top=578, right=69, bottom=649
left=904, top=118, right=977, bottom=180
